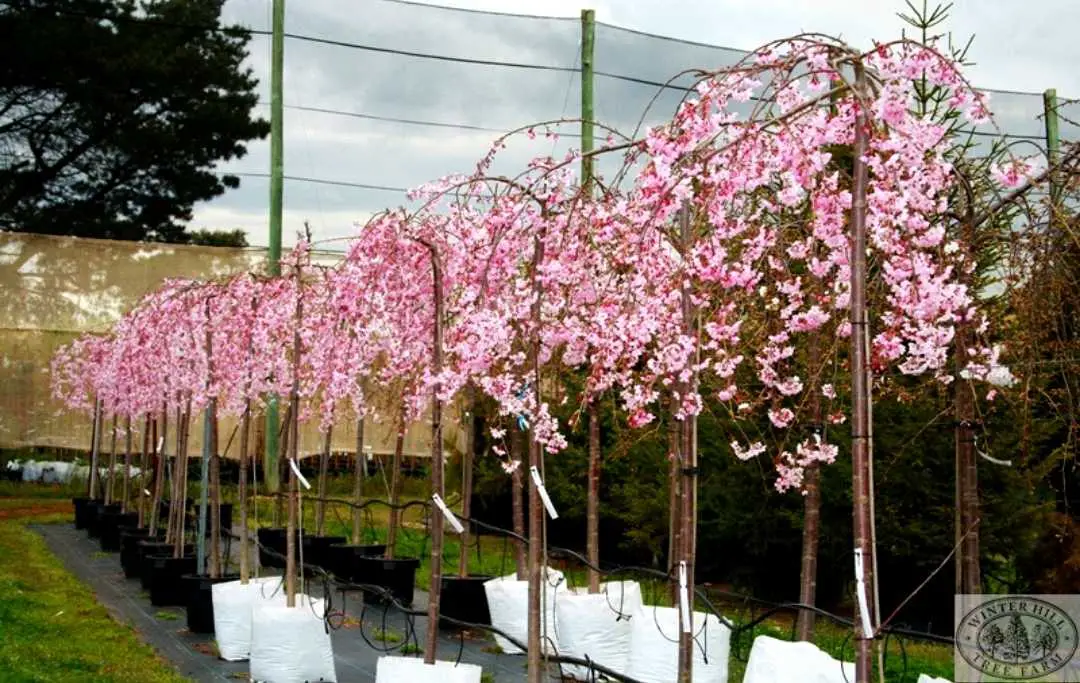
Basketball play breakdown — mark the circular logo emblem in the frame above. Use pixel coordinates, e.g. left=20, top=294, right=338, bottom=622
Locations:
left=956, top=597, right=1078, bottom=680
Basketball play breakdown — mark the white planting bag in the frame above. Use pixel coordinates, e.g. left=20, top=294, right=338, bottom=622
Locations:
left=375, top=656, right=482, bottom=683
left=916, top=676, right=951, bottom=683
left=555, top=580, right=642, bottom=680
left=624, top=605, right=730, bottom=683
left=21, top=460, right=42, bottom=482
left=484, top=567, right=565, bottom=655
left=212, top=577, right=282, bottom=661
left=742, top=635, right=854, bottom=683
left=249, top=592, right=336, bottom=682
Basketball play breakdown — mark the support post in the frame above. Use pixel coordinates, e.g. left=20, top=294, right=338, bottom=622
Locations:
left=849, top=65, right=875, bottom=683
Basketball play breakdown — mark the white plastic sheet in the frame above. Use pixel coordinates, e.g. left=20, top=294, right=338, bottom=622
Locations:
left=483, top=568, right=565, bottom=655
left=555, top=580, right=642, bottom=680
left=375, top=656, right=482, bottom=683
left=21, top=460, right=41, bottom=482
left=916, top=676, right=952, bottom=683
left=624, top=605, right=730, bottom=683
left=742, top=635, right=855, bottom=683
left=212, top=577, right=283, bottom=662
left=249, top=592, right=336, bottom=682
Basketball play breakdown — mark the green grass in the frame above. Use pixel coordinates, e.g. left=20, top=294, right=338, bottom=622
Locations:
left=0, top=499, right=187, bottom=682
left=154, top=611, right=180, bottom=622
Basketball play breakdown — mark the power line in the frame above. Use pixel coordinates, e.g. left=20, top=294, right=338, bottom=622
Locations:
left=222, top=171, right=410, bottom=193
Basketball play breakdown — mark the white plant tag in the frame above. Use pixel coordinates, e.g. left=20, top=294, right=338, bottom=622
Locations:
left=432, top=493, right=464, bottom=534
left=854, top=548, right=874, bottom=639
left=288, top=458, right=312, bottom=490
left=529, top=465, right=558, bottom=520
left=156, top=437, right=164, bottom=453
left=678, top=561, right=692, bottom=633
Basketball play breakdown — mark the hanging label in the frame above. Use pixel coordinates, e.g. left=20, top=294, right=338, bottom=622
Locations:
left=678, top=561, right=692, bottom=633
left=529, top=465, right=558, bottom=520
left=853, top=548, right=874, bottom=639
left=156, top=437, right=164, bottom=454
left=143, top=489, right=152, bottom=496
left=288, top=458, right=312, bottom=490
left=432, top=493, right=464, bottom=534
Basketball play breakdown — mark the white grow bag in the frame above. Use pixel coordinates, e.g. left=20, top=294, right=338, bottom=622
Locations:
left=212, top=577, right=283, bottom=661
left=742, top=635, right=854, bottom=683
left=375, top=656, right=482, bottom=683
left=624, top=605, right=730, bottom=683
left=483, top=567, right=565, bottom=655
left=249, top=592, right=336, bottom=682
left=916, top=676, right=951, bottom=683
left=555, top=580, right=643, bottom=680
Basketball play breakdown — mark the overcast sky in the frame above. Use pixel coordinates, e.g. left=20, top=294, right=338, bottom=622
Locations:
left=189, top=0, right=1080, bottom=249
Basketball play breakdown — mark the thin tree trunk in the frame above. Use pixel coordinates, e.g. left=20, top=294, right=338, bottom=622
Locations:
left=105, top=415, right=118, bottom=505
left=209, top=398, right=221, bottom=578
left=587, top=402, right=601, bottom=593
left=956, top=345, right=981, bottom=594
left=352, top=416, right=365, bottom=545
left=149, top=408, right=167, bottom=532
left=137, top=414, right=151, bottom=528
left=87, top=398, right=102, bottom=499
left=526, top=233, right=547, bottom=683
left=316, top=424, right=332, bottom=536
left=510, top=424, right=527, bottom=580
left=121, top=416, right=133, bottom=513
left=174, top=401, right=192, bottom=558
left=285, top=390, right=299, bottom=606
left=667, top=404, right=682, bottom=605
left=676, top=206, right=699, bottom=683
left=796, top=334, right=824, bottom=642
left=239, top=402, right=252, bottom=583
left=166, top=403, right=183, bottom=545
left=386, top=425, right=406, bottom=560
left=458, top=391, right=476, bottom=577
left=848, top=66, right=875, bottom=683
left=424, top=242, right=447, bottom=663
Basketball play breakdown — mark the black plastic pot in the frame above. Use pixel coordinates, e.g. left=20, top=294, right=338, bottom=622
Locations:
left=182, top=573, right=240, bottom=634
left=326, top=543, right=387, bottom=582
left=98, top=511, right=139, bottom=552
left=138, top=541, right=193, bottom=590
left=86, top=502, right=121, bottom=539
left=149, top=555, right=197, bottom=606
left=301, top=535, right=347, bottom=571
left=72, top=497, right=96, bottom=529
left=120, top=528, right=159, bottom=579
left=354, top=556, right=419, bottom=607
left=439, top=574, right=493, bottom=628
left=256, top=527, right=297, bottom=569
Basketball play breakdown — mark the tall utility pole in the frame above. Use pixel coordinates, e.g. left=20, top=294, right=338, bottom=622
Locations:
left=265, top=0, right=285, bottom=493
left=580, top=7, right=601, bottom=595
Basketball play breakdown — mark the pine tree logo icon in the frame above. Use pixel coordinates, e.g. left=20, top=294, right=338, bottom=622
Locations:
left=957, top=597, right=1077, bottom=680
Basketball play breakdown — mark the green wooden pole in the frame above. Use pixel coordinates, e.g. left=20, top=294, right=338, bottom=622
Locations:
left=265, top=0, right=285, bottom=494
left=1044, top=88, right=1061, bottom=210
left=580, top=9, right=595, bottom=194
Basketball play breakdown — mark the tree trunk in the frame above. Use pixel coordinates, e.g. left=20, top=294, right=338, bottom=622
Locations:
left=285, top=390, right=299, bottom=607
left=458, top=392, right=476, bottom=577
left=956, top=342, right=981, bottom=595
left=121, top=416, right=133, bottom=513
left=424, top=242, right=447, bottom=664
left=105, top=415, right=118, bottom=505
left=209, top=398, right=221, bottom=578
left=848, top=67, right=875, bottom=683
left=352, top=416, right=365, bottom=545
left=174, top=401, right=192, bottom=558
left=667, top=404, right=682, bottom=605
left=316, top=424, right=332, bottom=536
left=239, top=402, right=252, bottom=583
left=587, top=402, right=601, bottom=593
left=796, top=334, right=824, bottom=641
left=386, top=425, right=406, bottom=560
left=526, top=233, right=547, bottom=683
left=149, top=408, right=167, bottom=532
left=166, top=403, right=183, bottom=545
left=88, top=399, right=103, bottom=500
left=138, top=414, right=152, bottom=528
left=273, top=403, right=292, bottom=528
left=511, top=424, right=527, bottom=580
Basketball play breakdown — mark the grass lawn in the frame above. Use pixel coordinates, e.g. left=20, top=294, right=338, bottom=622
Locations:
left=0, top=497, right=188, bottom=683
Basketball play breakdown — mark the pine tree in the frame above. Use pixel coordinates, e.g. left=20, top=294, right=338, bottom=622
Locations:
left=1004, top=614, right=1032, bottom=662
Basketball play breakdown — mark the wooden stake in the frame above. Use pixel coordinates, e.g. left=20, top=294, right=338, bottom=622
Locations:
left=352, top=416, right=365, bottom=545
left=239, top=401, right=252, bottom=583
